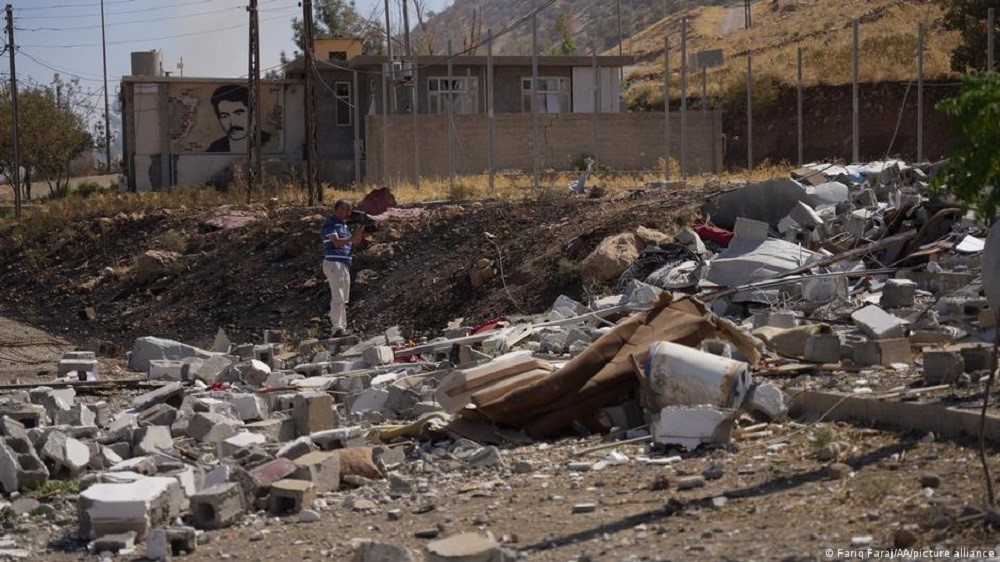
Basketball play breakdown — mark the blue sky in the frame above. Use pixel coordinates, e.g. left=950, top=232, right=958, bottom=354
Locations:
left=9, top=0, right=451, bottom=121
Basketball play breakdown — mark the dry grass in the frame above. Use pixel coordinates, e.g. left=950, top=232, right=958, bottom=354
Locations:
left=618, top=0, right=961, bottom=109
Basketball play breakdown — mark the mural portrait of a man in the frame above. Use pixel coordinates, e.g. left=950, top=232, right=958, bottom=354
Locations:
left=206, top=84, right=271, bottom=153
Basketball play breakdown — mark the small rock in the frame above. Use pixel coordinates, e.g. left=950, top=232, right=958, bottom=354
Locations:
left=566, top=462, right=592, bottom=472
left=710, top=496, right=728, bottom=509
left=250, top=530, right=268, bottom=542
left=894, top=528, right=918, bottom=548
left=852, top=535, right=873, bottom=546
left=676, top=476, right=706, bottom=490
left=572, top=503, right=597, bottom=514
left=298, top=510, right=320, bottom=523
left=702, top=463, right=725, bottom=480
left=513, top=460, right=534, bottom=474
left=817, top=442, right=842, bottom=462
left=827, top=463, right=853, bottom=480
left=649, top=474, right=671, bottom=491
left=352, top=499, right=378, bottom=512
left=387, top=509, right=403, bottom=521
left=919, top=473, right=941, bottom=489
left=414, top=528, right=441, bottom=539
left=472, top=514, right=488, bottom=525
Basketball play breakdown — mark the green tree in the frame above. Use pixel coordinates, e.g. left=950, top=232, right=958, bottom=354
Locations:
left=942, top=0, right=1000, bottom=73
left=930, top=72, right=1000, bottom=218
left=547, top=12, right=578, bottom=56
left=0, top=84, right=92, bottom=200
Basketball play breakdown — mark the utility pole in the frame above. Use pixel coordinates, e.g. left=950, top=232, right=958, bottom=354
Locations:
left=401, top=0, right=412, bottom=56
left=384, top=0, right=395, bottom=112
left=100, top=0, right=111, bottom=173
left=744, top=0, right=751, bottom=29
left=5, top=5, right=20, bottom=219
left=303, top=0, right=319, bottom=204
left=246, top=0, right=263, bottom=198
left=917, top=22, right=924, bottom=163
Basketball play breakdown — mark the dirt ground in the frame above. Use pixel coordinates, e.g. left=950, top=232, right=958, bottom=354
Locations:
left=3, top=188, right=1000, bottom=560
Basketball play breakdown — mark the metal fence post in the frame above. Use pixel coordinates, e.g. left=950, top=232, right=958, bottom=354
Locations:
left=447, top=40, right=454, bottom=190
left=746, top=54, right=753, bottom=171
left=797, top=46, right=803, bottom=166
left=663, top=36, right=670, bottom=181
left=381, top=68, right=389, bottom=187
left=352, top=70, right=361, bottom=186
left=680, top=17, right=687, bottom=179
left=917, top=22, right=924, bottom=163
left=595, top=50, right=602, bottom=170
left=531, top=15, right=540, bottom=189
left=487, top=29, right=495, bottom=194
left=412, top=54, right=420, bottom=187
left=852, top=19, right=859, bottom=163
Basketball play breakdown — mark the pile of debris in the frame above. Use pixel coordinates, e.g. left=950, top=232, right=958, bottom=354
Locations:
left=0, top=159, right=996, bottom=559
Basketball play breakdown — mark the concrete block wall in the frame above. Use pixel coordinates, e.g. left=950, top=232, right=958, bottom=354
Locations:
left=365, top=111, right=722, bottom=185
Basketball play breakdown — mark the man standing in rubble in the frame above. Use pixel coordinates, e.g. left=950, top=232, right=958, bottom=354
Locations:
left=322, top=199, right=367, bottom=337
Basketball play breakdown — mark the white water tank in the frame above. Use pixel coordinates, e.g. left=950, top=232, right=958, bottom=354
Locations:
left=130, top=51, right=163, bottom=77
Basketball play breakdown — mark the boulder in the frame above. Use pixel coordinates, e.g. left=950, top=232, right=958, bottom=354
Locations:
left=135, top=250, right=182, bottom=284
left=579, top=233, right=642, bottom=282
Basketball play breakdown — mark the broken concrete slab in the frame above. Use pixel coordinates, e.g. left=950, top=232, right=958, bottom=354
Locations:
left=424, top=532, right=509, bottom=562
left=129, top=337, right=215, bottom=373
left=651, top=406, right=737, bottom=449
left=292, top=451, right=341, bottom=493
left=852, top=338, right=912, bottom=367
left=923, top=350, right=965, bottom=385
left=218, top=431, right=267, bottom=458
left=362, top=346, right=395, bottom=367
left=40, top=431, right=90, bottom=477
left=132, top=382, right=184, bottom=411
left=269, top=479, right=315, bottom=514
left=186, top=412, right=243, bottom=444
left=880, top=278, right=917, bottom=309
left=292, top=392, right=336, bottom=436
left=77, top=478, right=176, bottom=540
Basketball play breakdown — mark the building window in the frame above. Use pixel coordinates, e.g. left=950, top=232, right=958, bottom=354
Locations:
left=335, top=82, right=351, bottom=127
left=427, top=77, right=478, bottom=114
left=328, top=51, right=347, bottom=61
left=521, top=77, right=570, bottom=113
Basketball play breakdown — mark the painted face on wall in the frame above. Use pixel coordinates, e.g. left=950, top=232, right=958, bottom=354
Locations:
left=216, top=100, right=248, bottom=141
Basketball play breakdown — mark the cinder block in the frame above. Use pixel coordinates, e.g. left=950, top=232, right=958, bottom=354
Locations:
left=146, top=526, right=197, bottom=560
left=58, top=359, right=99, bottom=378
left=244, top=418, right=294, bottom=443
left=226, top=394, right=269, bottom=422
left=269, top=479, right=315, bottom=514
left=923, top=350, right=965, bottom=385
left=880, top=278, right=917, bottom=309
left=186, top=412, right=242, bottom=444
left=189, top=483, right=245, bottom=530
left=292, top=451, right=340, bottom=493
left=217, top=431, right=267, bottom=459
left=292, top=392, right=336, bottom=437
left=362, top=346, right=394, bottom=367
left=804, top=333, right=842, bottom=364
left=852, top=338, right=912, bottom=366
left=147, top=360, right=185, bottom=382
left=959, top=344, right=997, bottom=374
left=77, top=478, right=176, bottom=540
left=132, top=426, right=174, bottom=456
left=852, top=305, right=906, bottom=340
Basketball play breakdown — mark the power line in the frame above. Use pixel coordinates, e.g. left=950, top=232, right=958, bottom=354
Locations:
left=14, top=0, right=290, bottom=20
left=18, top=49, right=107, bottom=82
left=15, top=5, right=246, bottom=31
left=15, top=0, right=138, bottom=12
left=19, top=9, right=298, bottom=48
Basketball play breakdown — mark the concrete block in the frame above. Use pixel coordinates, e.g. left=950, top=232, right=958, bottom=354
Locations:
left=109, top=456, right=157, bottom=475
left=146, top=526, right=197, bottom=560
left=89, top=531, right=137, bottom=555
left=804, top=333, right=842, bottom=364
left=292, top=392, right=336, bottom=437
left=0, top=437, right=49, bottom=492
left=147, top=360, right=185, bottom=382
left=202, top=465, right=231, bottom=490
left=651, top=406, right=736, bottom=449
left=137, top=403, right=178, bottom=427
left=128, top=336, right=213, bottom=373
left=253, top=345, right=275, bottom=368
left=352, top=540, right=416, bottom=562
left=89, top=401, right=113, bottom=428
left=226, top=394, right=269, bottom=422
left=924, top=350, right=965, bottom=385
left=291, top=451, right=340, bottom=493
left=362, top=346, right=394, bottom=367
left=245, top=418, right=294, bottom=443
left=40, top=431, right=90, bottom=477
left=0, top=404, right=46, bottom=428
left=959, top=344, right=997, bottom=374
left=64, top=350, right=96, bottom=360
left=218, top=431, right=267, bottom=459
left=132, top=426, right=174, bottom=456
left=350, top=388, right=390, bottom=417
left=58, top=359, right=99, bottom=378
left=55, top=404, right=96, bottom=427
left=186, top=412, right=243, bottom=444
left=30, top=387, right=74, bottom=421
left=746, top=383, right=790, bottom=421
left=310, top=426, right=365, bottom=450
left=132, top=382, right=184, bottom=411
left=269, top=479, right=315, bottom=514
left=189, top=483, right=245, bottom=530
left=193, top=355, right=232, bottom=385
left=77, top=478, right=175, bottom=540
left=852, top=338, right=912, bottom=366
left=162, top=464, right=201, bottom=498
left=241, top=359, right=272, bottom=387
left=277, top=436, right=317, bottom=460
left=851, top=305, right=906, bottom=339
left=880, top=278, right=917, bottom=309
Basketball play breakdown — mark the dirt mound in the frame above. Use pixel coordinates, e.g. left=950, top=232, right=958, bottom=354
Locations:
left=0, top=188, right=714, bottom=353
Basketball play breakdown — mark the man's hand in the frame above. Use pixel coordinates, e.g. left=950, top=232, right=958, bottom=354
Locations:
left=351, top=226, right=367, bottom=243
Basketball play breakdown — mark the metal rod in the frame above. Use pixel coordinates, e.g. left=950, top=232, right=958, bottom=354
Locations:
left=917, top=22, right=924, bottom=163
left=487, top=29, right=495, bottom=194
left=797, top=46, right=803, bottom=166
left=352, top=70, right=361, bottom=186
left=447, top=39, right=454, bottom=189
left=412, top=54, right=420, bottom=187
left=663, top=36, right=669, bottom=181
left=5, top=5, right=19, bottom=219
left=381, top=69, right=389, bottom=187
left=746, top=54, right=753, bottom=171
left=531, top=15, right=539, bottom=189
left=100, top=0, right=111, bottom=173
left=680, top=17, right=687, bottom=179
left=852, top=19, right=859, bottom=163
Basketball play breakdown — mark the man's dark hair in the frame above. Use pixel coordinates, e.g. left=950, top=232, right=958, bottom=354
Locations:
left=210, top=84, right=249, bottom=115
left=333, top=199, right=352, bottom=211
